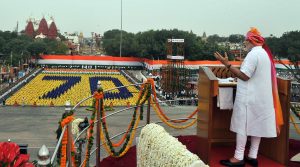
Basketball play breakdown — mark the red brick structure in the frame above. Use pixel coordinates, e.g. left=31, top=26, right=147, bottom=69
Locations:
left=24, top=20, right=34, bottom=37
left=48, top=21, right=58, bottom=39
left=24, top=17, right=58, bottom=39
left=37, top=18, right=48, bottom=36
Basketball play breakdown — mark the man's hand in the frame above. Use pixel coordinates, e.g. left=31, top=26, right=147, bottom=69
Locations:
left=214, top=52, right=250, bottom=81
left=214, top=52, right=230, bottom=67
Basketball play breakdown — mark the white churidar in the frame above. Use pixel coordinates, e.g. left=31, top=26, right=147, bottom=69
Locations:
left=233, top=134, right=261, bottom=160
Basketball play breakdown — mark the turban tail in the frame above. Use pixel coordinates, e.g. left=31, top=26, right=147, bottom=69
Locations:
left=263, top=44, right=284, bottom=135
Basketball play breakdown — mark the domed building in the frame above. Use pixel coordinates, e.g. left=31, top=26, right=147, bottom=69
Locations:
left=24, top=17, right=58, bottom=39
left=37, top=17, right=48, bottom=36
left=48, top=21, right=58, bottom=39
left=24, top=20, right=34, bottom=37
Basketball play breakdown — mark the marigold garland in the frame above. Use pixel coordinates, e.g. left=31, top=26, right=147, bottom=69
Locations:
left=146, top=78, right=199, bottom=127
left=110, top=84, right=146, bottom=147
left=107, top=83, right=146, bottom=148
left=82, top=91, right=100, bottom=167
left=111, top=124, right=131, bottom=147
left=56, top=110, right=73, bottom=165
left=150, top=96, right=197, bottom=129
left=290, top=115, right=300, bottom=134
left=151, top=93, right=199, bottom=123
left=60, top=131, right=67, bottom=167
left=100, top=108, right=141, bottom=157
left=100, top=110, right=141, bottom=157
left=81, top=78, right=199, bottom=163
left=71, top=138, right=76, bottom=167
left=60, top=115, right=76, bottom=167
left=99, top=82, right=149, bottom=157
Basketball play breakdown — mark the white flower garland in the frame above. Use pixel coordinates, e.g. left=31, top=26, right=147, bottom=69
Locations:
left=137, top=123, right=209, bottom=167
left=71, top=118, right=84, bottom=137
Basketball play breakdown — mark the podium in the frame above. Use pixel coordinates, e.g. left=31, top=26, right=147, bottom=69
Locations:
left=197, top=66, right=291, bottom=166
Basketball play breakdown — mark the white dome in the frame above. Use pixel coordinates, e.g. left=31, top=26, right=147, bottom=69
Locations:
left=35, top=33, right=46, bottom=39
left=37, top=145, right=50, bottom=165
left=38, top=145, right=49, bottom=156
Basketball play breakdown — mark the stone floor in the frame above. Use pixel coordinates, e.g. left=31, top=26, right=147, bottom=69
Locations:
left=0, top=105, right=299, bottom=166
left=0, top=105, right=198, bottom=165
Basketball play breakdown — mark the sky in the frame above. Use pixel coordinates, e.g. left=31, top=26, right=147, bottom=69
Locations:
left=0, top=0, right=299, bottom=38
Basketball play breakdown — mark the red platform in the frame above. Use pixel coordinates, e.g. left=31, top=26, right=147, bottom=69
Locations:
left=100, top=136, right=300, bottom=167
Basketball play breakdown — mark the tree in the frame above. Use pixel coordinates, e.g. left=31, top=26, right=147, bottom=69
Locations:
left=27, top=41, right=47, bottom=66
left=43, top=38, right=68, bottom=54
left=121, top=32, right=139, bottom=56
left=278, top=31, right=300, bottom=82
left=0, top=31, right=17, bottom=41
left=228, top=34, right=244, bottom=43
left=0, top=30, right=69, bottom=66
left=136, top=30, right=162, bottom=58
left=27, top=41, right=47, bottom=56
left=0, top=37, right=5, bottom=52
left=55, top=42, right=69, bottom=54
left=101, top=29, right=233, bottom=60
left=266, top=31, right=300, bottom=82
left=102, top=29, right=123, bottom=56
left=265, top=36, right=281, bottom=57
left=1, top=39, right=30, bottom=66
left=207, top=34, right=227, bottom=43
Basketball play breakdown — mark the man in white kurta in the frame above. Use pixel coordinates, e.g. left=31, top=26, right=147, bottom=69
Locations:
left=231, top=45, right=276, bottom=138
left=215, top=27, right=278, bottom=167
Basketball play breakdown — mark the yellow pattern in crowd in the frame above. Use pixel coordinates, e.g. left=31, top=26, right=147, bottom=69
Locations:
left=6, top=72, right=139, bottom=107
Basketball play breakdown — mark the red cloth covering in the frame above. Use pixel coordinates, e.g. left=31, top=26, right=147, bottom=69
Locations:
left=0, top=142, right=20, bottom=164
left=289, top=139, right=300, bottom=167
left=100, top=135, right=300, bottom=167
left=0, top=142, right=34, bottom=167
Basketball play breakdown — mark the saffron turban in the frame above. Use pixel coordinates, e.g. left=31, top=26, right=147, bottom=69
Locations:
left=246, top=27, right=265, bottom=46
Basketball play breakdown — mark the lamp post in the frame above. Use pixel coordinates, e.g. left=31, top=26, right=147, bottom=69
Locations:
left=96, top=80, right=102, bottom=167
left=119, top=0, right=123, bottom=57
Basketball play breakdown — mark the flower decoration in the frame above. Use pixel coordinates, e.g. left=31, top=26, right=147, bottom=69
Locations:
left=0, top=142, right=34, bottom=167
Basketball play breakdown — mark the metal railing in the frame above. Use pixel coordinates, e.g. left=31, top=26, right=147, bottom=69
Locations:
left=50, top=82, right=199, bottom=167
left=50, top=126, right=66, bottom=165
left=51, top=83, right=146, bottom=166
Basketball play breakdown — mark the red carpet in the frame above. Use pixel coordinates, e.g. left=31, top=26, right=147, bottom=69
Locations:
left=210, top=145, right=284, bottom=167
left=100, top=135, right=300, bottom=167
left=290, top=139, right=300, bottom=167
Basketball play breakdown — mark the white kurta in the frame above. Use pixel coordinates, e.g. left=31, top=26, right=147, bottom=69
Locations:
left=230, top=46, right=276, bottom=137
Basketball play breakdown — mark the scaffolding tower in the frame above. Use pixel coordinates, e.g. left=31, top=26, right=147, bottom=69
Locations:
left=161, top=39, right=192, bottom=97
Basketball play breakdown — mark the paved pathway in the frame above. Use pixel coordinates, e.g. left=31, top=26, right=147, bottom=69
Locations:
left=0, top=105, right=299, bottom=166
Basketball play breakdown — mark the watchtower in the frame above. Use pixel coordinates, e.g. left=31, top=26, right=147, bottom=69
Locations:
left=161, top=39, right=191, bottom=97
